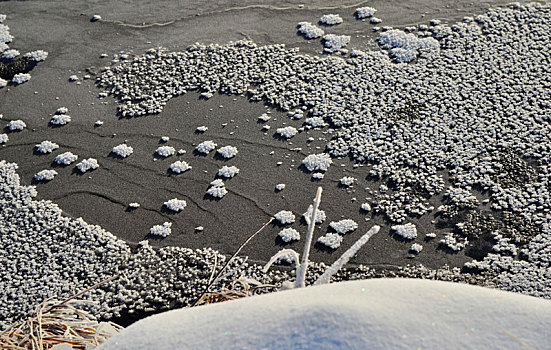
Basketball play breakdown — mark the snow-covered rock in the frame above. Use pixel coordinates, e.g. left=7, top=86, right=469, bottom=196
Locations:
left=275, top=126, right=298, bottom=139
left=410, top=243, right=423, bottom=254
left=24, top=50, right=48, bottom=61
left=196, top=126, right=208, bottom=133
left=323, top=34, right=350, bottom=51
left=303, top=204, right=326, bottom=225
left=275, top=183, right=286, bottom=191
left=2, top=49, right=18, bottom=59
left=0, top=133, right=7, bottom=144
left=206, top=185, right=228, bottom=198
left=340, top=176, right=355, bottom=186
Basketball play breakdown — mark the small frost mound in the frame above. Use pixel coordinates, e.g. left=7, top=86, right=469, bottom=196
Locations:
left=0, top=133, right=8, bottom=144
left=112, top=144, right=133, bottom=158
left=34, top=169, right=57, bottom=182
left=160, top=136, right=170, bottom=142
left=258, top=113, right=271, bottom=122
left=196, top=126, right=208, bottom=133
left=426, top=232, right=437, bottom=239
left=440, top=233, right=468, bottom=251
left=95, top=120, right=104, bottom=127
left=35, top=140, right=59, bottom=154
left=210, top=179, right=225, bottom=187
left=8, top=120, right=26, bottom=131
left=278, top=228, right=300, bottom=243
left=150, top=222, right=172, bottom=237
left=206, top=185, right=228, bottom=198
left=392, top=223, right=417, bottom=240
left=196, top=140, right=217, bottom=154
left=275, top=183, right=286, bottom=191
left=128, top=202, right=140, bottom=209
left=329, top=219, right=358, bottom=234
left=164, top=198, right=187, bottom=212
left=410, top=243, right=423, bottom=254
left=312, top=172, right=324, bottom=180
left=217, top=145, right=238, bottom=159
left=76, top=158, right=99, bottom=173
left=356, top=201, right=371, bottom=212
left=2, top=49, right=19, bottom=59
left=323, top=34, right=351, bottom=51
left=200, top=92, right=213, bottom=99
left=297, top=22, right=324, bottom=39
left=390, top=48, right=418, bottom=63
left=320, top=14, right=343, bottom=26
left=50, top=115, right=71, bottom=125
left=0, top=14, right=6, bottom=23
left=156, top=146, right=176, bottom=157
left=318, top=232, right=343, bottom=249
left=68, top=75, right=79, bottom=82
left=303, top=204, right=326, bottom=225
left=12, top=73, right=31, bottom=84
left=305, top=117, right=326, bottom=128
left=274, top=210, right=295, bottom=225
left=55, top=152, right=78, bottom=165
left=91, top=15, right=102, bottom=22
left=170, top=160, right=192, bottom=174
left=218, top=165, right=239, bottom=178
left=356, top=7, right=377, bottom=19
left=340, top=176, right=355, bottom=186
left=302, top=153, right=332, bottom=172
left=56, top=107, right=68, bottom=114
left=377, top=29, right=439, bottom=63
left=276, top=126, right=298, bottom=139
left=0, top=78, right=7, bottom=88
left=24, top=50, right=48, bottom=61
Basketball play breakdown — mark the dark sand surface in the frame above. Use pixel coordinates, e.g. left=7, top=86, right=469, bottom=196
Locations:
left=0, top=0, right=538, bottom=271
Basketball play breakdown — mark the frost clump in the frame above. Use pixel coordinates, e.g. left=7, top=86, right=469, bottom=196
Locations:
left=24, top=50, right=48, bottom=61
left=302, top=153, right=332, bottom=172
left=170, top=160, right=192, bottom=174
left=0, top=133, right=7, bottom=144
left=35, top=140, right=59, bottom=154
left=34, top=169, right=57, bottom=181
left=156, top=146, right=176, bottom=157
left=12, top=73, right=31, bottom=84
left=278, top=228, right=300, bottom=243
left=392, top=223, right=417, bottom=239
left=150, top=222, right=172, bottom=237
left=111, top=144, right=133, bottom=158
left=218, top=165, right=239, bottom=178
left=274, top=210, right=295, bottom=224
left=323, top=34, right=350, bottom=51
left=76, top=158, right=99, bottom=173
left=128, top=202, right=140, bottom=208
left=50, top=115, right=71, bottom=125
left=355, top=7, right=377, bottom=19
left=207, top=179, right=228, bottom=198
left=361, top=203, right=371, bottom=212
left=217, top=145, right=238, bottom=159
left=440, top=233, right=468, bottom=251
left=8, top=120, right=26, bottom=131
left=275, top=183, right=286, bottom=191
left=56, top=107, right=68, bottom=114
left=303, top=204, right=326, bottom=224
left=0, top=78, right=7, bottom=88
left=196, top=140, right=217, bottom=154
left=196, top=126, right=208, bottom=133
left=160, top=136, right=170, bottom=142
left=312, top=173, right=324, bottom=180
left=0, top=23, right=13, bottom=43
left=318, top=232, right=343, bottom=249
left=164, top=198, right=187, bottom=212
left=55, top=152, right=78, bottom=165
left=320, top=14, right=343, bottom=26
left=340, top=176, right=355, bottom=186
left=410, top=243, right=423, bottom=254
left=329, top=219, right=358, bottom=234
left=68, top=75, right=79, bottom=82
left=305, top=117, right=326, bottom=128
left=377, top=29, right=439, bottom=63
left=297, top=22, right=324, bottom=39
left=276, top=126, right=298, bottom=139
left=258, top=113, right=271, bottom=122
left=2, top=49, right=19, bottom=59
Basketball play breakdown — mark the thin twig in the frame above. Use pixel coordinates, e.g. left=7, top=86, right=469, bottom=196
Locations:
left=192, top=217, right=274, bottom=306
left=207, top=253, right=218, bottom=285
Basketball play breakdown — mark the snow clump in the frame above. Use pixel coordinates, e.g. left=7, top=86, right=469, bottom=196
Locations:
left=8, top=120, right=26, bottom=131
left=55, top=152, right=78, bottom=165
left=169, top=160, right=192, bottom=174
left=161, top=136, right=170, bottom=142
left=303, top=204, right=326, bottom=224
left=361, top=203, right=371, bottom=212
left=258, top=113, right=271, bottom=122
left=68, top=75, right=79, bottom=82
left=0, top=23, right=13, bottom=43
left=274, top=210, right=295, bottom=224
left=320, top=14, right=343, bottom=26
left=34, top=169, right=57, bottom=182
left=0, top=133, right=7, bottom=144
left=440, top=232, right=468, bottom=251
left=76, top=158, right=99, bottom=173
left=297, top=22, right=324, bottom=39
left=12, top=73, right=31, bottom=84
left=355, top=7, right=377, bottom=19
left=150, top=222, right=172, bottom=237
left=275, top=183, right=286, bottom=191
left=50, top=115, right=71, bottom=125
left=0, top=78, right=7, bottom=88
left=111, top=144, right=133, bottom=158
left=318, top=232, right=343, bottom=249
left=35, top=140, right=59, bottom=154
left=377, top=29, right=439, bottom=62
left=24, top=50, right=48, bottom=61
left=2, top=49, right=18, bottom=59
left=195, top=140, right=217, bottom=154
left=410, top=243, right=423, bottom=254
left=312, top=173, right=324, bottom=180
left=56, top=107, right=68, bottom=114
left=164, top=198, right=187, bottom=212
left=278, top=228, right=300, bottom=243
left=392, top=223, right=417, bottom=240
left=276, top=126, right=298, bottom=139
left=323, top=34, right=350, bottom=51
left=302, top=153, right=332, bottom=172
left=196, top=126, right=208, bottom=133
left=206, top=184, right=228, bottom=198
left=156, top=146, right=176, bottom=157
left=304, top=117, right=326, bottom=129
left=329, top=219, right=358, bottom=234
left=128, top=202, right=140, bottom=208
left=340, top=176, right=355, bottom=186
left=217, top=145, right=238, bottom=159
left=217, top=165, right=239, bottom=178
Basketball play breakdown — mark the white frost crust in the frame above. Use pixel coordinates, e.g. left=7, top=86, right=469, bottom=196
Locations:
left=55, top=152, right=78, bottom=165
left=391, top=223, right=417, bottom=240
left=150, top=222, right=172, bottom=237
left=76, top=158, right=99, bottom=173
left=278, top=228, right=300, bottom=243
left=274, top=210, right=295, bottom=224
left=112, top=144, right=134, bottom=158
left=164, top=198, right=187, bottom=212
left=196, top=140, right=217, bottom=154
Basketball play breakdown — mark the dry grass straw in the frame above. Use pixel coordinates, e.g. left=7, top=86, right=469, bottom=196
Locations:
left=197, top=278, right=277, bottom=305
left=0, top=274, right=123, bottom=350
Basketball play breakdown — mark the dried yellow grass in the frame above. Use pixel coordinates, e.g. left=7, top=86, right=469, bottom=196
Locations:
left=198, top=278, right=277, bottom=305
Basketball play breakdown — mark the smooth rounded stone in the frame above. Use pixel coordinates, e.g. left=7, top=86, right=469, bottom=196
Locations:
left=275, top=183, right=286, bottom=191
